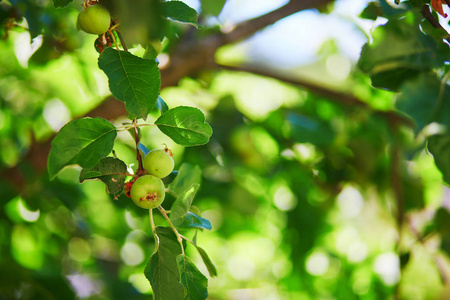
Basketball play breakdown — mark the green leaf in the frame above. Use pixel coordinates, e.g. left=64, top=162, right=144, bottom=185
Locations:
left=287, top=113, right=335, bottom=146
left=155, top=106, right=212, bottom=146
left=168, top=163, right=202, bottom=197
left=48, top=118, right=117, bottom=180
left=52, top=0, right=73, bottom=8
left=432, top=208, right=450, bottom=256
left=170, top=184, right=200, bottom=228
left=98, top=48, right=161, bottom=120
left=176, top=254, right=208, bottom=300
left=358, top=13, right=450, bottom=90
left=79, top=157, right=127, bottom=195
left=396, top=74, right=450, bottom=133
left=200, top=0, right=226, bottom=16
left=428, top=134, right=450, bottom=185
left=195, top=246, right=217, bottom=277
left=162, top=1, right=202, bottom=28
left=145, top=227, right=185, bottom=300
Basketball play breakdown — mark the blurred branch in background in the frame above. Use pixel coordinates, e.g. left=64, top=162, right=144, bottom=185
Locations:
left=217, top=63, right=414, bottom=128
left=1, top=0, right=335, bottom=189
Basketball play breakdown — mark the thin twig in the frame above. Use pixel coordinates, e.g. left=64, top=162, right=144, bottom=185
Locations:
left=158, top=206, right=185, bottom=255
left=133, top=119, right=144, bottom=173
left=149, top=208, right=158, bottom=245
left=421, top=4, right=450, bottom=43
left=116, top=30, right=128, bottom=51
left=180, top=234, right=196, bottom=246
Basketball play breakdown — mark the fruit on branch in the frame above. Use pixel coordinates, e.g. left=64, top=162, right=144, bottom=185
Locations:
left=77, top=4, right=111, bottom=35
left=130, top=175, right=165, bottom=209
left=143, top=148, right=174, bottom=178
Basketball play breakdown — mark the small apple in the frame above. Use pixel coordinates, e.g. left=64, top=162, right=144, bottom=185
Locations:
left=143, top=148, right=174, bottom=178
left=130, top=175, right=166, bottom=209
left=77, top=4, right=111, bottom=35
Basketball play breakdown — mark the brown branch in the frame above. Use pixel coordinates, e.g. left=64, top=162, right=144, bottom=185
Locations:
left=217, top=64, right=414, bottom=128
left=1, top=0, right=336, bottom=189
left=421, top=4, right=450, bottom=43
left=222, top=0, right=333, bottom=44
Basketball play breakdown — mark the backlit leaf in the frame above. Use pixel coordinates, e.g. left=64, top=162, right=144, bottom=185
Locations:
left=177, top=254, right=208, bottom=300
left=168, top=163, right=202, bottom=197
left=155, top=106, right=212, bottom=146
left=162, top=1, right=201, bottom=28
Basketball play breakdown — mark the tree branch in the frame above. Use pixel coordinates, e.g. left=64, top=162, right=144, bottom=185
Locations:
left=421, top=4, right=450, bottom=43
left=217, top=64, right=414, bottom=128
left=1, top=0, right=336, bottom=189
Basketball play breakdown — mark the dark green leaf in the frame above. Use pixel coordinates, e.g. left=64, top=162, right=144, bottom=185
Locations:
left=48, top=118, right=117, bottom=180
left=288, top=113, right=335, bottom=146
left=168, top=163, right=202, bottom=197
left=434, top=208, right=450, bottom=236
left=428, top=134, right=450, bottom=185
left=177, top=254, right=208, bottom=300
left=195, top=246, right=217, bottom=277
left=396, top=74, right=450, bottom=133
left=432, top=208, right=450, bottom=256
left=52, top=0, right=72, bottom=8
left=358, top=14, right=450, bottom=90
left=162, top=1, right=201, bottom=28
left=162, top=170, right=179, bottom=185
left=145, top=227, right=184, bottom=300
left=359, top=0, right=408, bottom=20
left=157, top=96, right=169, bottom=113
left=98, top=48, right=161, bottom=120
left=155, top=106, right=212, bottom=146
left=79, top=157, right=127, bottom=194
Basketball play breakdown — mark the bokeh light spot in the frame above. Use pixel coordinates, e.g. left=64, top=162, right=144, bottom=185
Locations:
left=68, top=237, right=91, bottom=262
left=373, top=252, right=400, bottom=286
left=305, top=251, right=329, bottom=276
left=120, top=242, right=144, bottom=266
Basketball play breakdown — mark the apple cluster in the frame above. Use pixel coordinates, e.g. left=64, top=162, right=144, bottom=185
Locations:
left=129, top=149, right=175, bottom=209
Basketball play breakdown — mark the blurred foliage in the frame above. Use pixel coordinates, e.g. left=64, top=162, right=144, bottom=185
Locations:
left=2, top=0, right=450, bottom=299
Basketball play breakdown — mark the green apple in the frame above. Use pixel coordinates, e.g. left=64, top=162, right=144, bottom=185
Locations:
left=130, top=175, right=165, bottom=209
left=77, top=4, right=111, bottom=35
left=143, top=149, right=174, bottom=178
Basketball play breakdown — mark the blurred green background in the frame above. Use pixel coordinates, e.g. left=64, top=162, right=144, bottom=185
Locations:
left=1, top=0, right=450, bottom=299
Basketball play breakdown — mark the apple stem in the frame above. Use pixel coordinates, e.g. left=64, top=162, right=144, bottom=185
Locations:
left=132, top=119, right=145, bottom=173
left=149, top=208, right=158, bottom=245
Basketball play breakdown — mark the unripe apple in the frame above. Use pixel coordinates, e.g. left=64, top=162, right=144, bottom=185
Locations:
left=77, top=4, right=111, bottom=35
left=130, top=175, right=165, bottom=209
left=143, top=149, right=174, bottom=178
